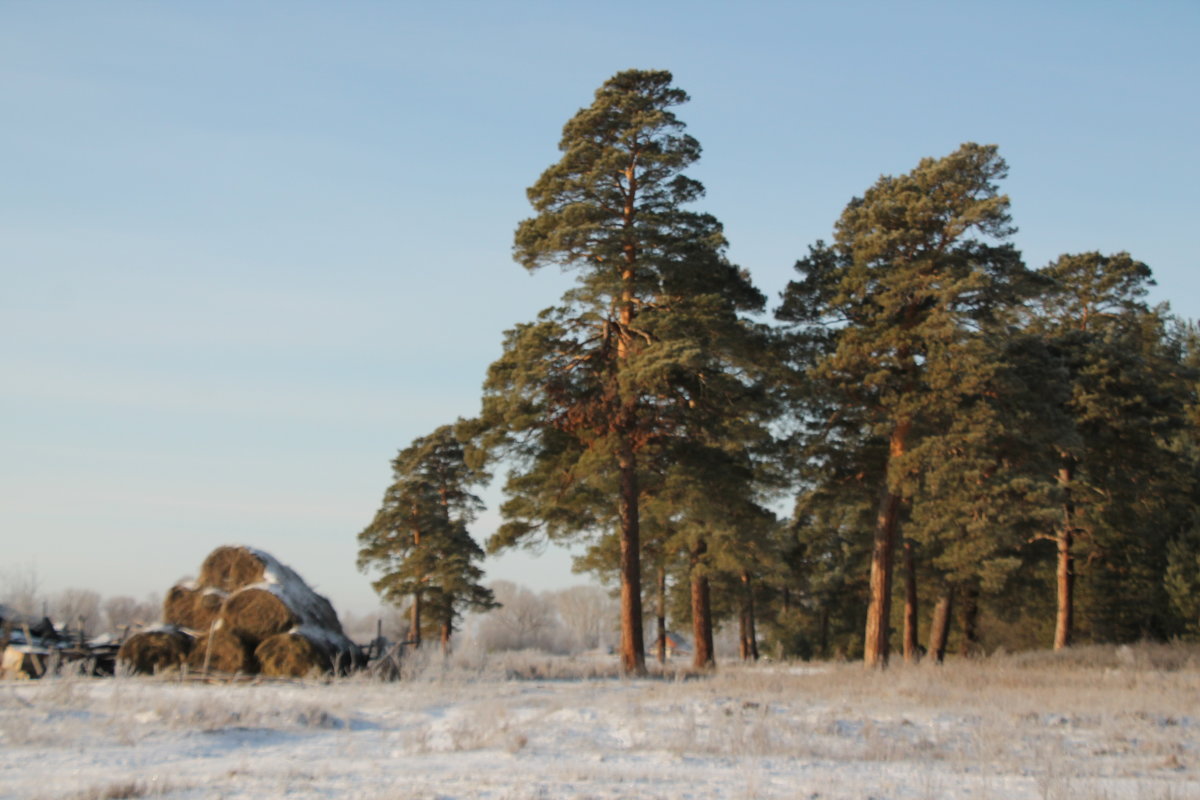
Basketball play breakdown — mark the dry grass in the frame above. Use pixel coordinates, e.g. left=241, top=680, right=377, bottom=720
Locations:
left=35, top=778, right=175, bottom=800
left=350, top=642, right=1200, bottom=785
left=4, top=642, right=1198, bottom=799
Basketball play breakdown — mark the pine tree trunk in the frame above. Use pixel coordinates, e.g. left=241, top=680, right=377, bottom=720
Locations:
left=690, top=539, right=714, bottom=669
left=903, top=539, right=920, bottom=664
left=411, top=523, right=423, bottom=648
left=614, top=207, right=646, bottom=675
left=656, top=564, right=667, bottom=664
left=739, top=571, right=759, bottom=661
left=617, top=437, right=646, bottom=675
left=747, top=590, right=759, bottom=660
left=744, top=575, right=753, bottom=662
left=410, top=592, right=422, bottom=648
left=819, top=603, right=830, bottom=659
left=927, top=587, right=953, bottom=664
left=958, top=583, right=980, bottom=658
left=738, top=607, right=749, bottom=661
left=436, top=485, right=453, bottom=658
left=737, top=573, right=748, bottom=660
left=864, top=420, right=911, bottom=668
left=1054, top=463, right=1075, bottom=650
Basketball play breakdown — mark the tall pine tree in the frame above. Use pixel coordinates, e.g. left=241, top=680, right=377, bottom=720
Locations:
left=478, top=69, right=764, bottom=674
left=777, top=143, right=1032, bottom=667
left=1029, top=252, right=1194, bottom=646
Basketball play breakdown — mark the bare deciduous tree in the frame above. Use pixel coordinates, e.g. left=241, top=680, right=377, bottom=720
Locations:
left=102, top=594, right=159, bottom=632
left=51, top=588, right=102, bottom=637
left=476, top=581, right=566, bottom=653
left=0, top=564, right=42, bottom=619
left=547, top=586, right=618, bottom=653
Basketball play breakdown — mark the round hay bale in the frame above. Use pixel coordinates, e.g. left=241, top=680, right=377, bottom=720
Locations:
left=255, top=631, right=332, bottom=678
left=188, top=626, right=257, bottom=674
left=198, top=546, right=267, bottom=593
left=117, top=629, right=193, bottom=675
left=192, top=588, right=227, bottom=632
left=162, top=585, right=198, bottom=629
left=220, top=587, right=298, bottom=644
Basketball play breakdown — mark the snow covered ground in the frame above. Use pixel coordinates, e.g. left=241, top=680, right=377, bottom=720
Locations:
left=2, top=646, right=1198, bottom=800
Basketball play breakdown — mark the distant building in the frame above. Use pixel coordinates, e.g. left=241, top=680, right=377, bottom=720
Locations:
left=664, top=631, right=691, bottom=658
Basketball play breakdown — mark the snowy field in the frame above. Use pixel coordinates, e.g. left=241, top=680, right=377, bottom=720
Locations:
left=2, top=645, right=1198, bottom=800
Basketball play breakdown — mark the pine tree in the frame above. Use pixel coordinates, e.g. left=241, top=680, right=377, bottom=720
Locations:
left=357, top=424, right=497, bottom=653
left=1029, top=252, right=1194, bottom=646
left=769, top=298, right=881, bottom=660
left=478, top=69, right=764, bottom=674
left=654, top=436, right=777, bottom=670
left=777, top=144, right=1032, bottom=667
left=1164, top=322, right=1200, bottom=637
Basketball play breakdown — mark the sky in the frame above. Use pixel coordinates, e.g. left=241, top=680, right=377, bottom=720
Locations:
left=2, top=1, right=1197, bottom=618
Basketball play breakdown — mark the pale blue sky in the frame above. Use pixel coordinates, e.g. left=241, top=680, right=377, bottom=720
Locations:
left=3, top=2, right=1197, bottom=616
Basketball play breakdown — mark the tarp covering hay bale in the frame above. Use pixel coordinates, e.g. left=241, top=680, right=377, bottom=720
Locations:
left=219, top=587, right=298, bottom=643
left=199, top=546, right=268, bottom=593
left=187, top=625, right=255, bottom=674
left=162, top=584, right=199, bottom=629
left=117, top=628, right=193, bottom=674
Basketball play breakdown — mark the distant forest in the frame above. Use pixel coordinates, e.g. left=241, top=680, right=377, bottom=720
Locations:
left=358, top=70, right=1200, bottom=673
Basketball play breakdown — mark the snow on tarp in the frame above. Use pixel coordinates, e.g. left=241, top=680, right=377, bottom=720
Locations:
left=234, top=546, right=344, bottom=634
left=290, top=624, right=360, bottom=663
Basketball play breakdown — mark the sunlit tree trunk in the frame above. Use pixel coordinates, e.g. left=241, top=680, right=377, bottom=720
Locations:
left=1054, top=462, right=1075, bottom=650
left=927, top=588, right=953, bottom=664
left=739, top=571, right=759, bottom=661
left=864, top=420, right=910, bottom=668
left=617, top=437, right=646, bottom=674
left=903, top=539, right=920, bottom=664
left=655, top=565, right=667, bottom=664
left=410, top=523, right=423, bottom=648
left=690, top=539, right=714, bottom=669
left=410, top=592, right=422, bottom=648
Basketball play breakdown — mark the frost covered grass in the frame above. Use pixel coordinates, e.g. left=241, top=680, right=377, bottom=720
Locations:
left=2, top=643, right=1198, bottom=799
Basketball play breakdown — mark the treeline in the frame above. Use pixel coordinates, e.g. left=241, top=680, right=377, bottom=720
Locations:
left=358, top=69, right=1200, bottom=671
left=0, top=568, right=162, bottom=638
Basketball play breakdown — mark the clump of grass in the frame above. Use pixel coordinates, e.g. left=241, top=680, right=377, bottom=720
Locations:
left=1003, top=640, right=1200, bottom=672
left=34, top=778, right=173, bottom=800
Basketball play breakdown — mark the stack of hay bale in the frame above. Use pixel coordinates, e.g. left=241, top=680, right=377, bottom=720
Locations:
left=117, top=546, right=362, bottom=678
